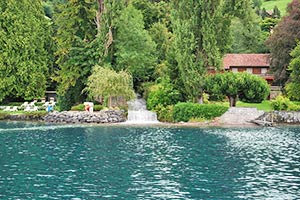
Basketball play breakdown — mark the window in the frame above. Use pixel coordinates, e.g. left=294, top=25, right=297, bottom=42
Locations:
left=252, top=68, right=261, bottom=74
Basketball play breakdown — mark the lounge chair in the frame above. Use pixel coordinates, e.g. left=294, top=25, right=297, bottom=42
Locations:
left=10, top=106, right=18, bottom=112
left=3, top=106, right=11, bottom=111
left=21, top=102, right=29, bottom=108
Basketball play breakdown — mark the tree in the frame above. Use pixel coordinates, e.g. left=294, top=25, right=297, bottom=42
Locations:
left=286, top=42, right=300, bottom=100
left=266, top=0, right=300, bottom=86
left=171, top=0, right=254, bottom=102
left=84, top=66, right=135, bottom=107
left=272, top=5, right=281, bottom=19
left=0, top=0, right=51, bottom=102
left=230, top=17, right=268, bottom=53
left=205, top=72, right=270, bottom=107
left=171, top=1, right=221, bottom=102
left=115, top=4, right=157, bottom=88
left=54, top=0, right=98, bottom=110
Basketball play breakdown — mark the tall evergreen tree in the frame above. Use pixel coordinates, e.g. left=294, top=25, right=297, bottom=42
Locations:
left=0, top=0, right=51, bottom=102
left=54, top=0, right=98, bottom=109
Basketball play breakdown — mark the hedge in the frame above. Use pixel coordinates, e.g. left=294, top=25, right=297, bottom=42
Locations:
left=173, top=102, right=228, bottom=122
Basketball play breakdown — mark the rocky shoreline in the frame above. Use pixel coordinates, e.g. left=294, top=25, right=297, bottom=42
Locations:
left=2, top=109, right=300, bottom=127
left=43, top=110, right=126, bottom=124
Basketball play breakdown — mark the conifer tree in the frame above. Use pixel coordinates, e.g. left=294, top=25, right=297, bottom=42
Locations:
left=54, top=0, right=98, bottom=109
left=0, top=0, right=51, bottom=101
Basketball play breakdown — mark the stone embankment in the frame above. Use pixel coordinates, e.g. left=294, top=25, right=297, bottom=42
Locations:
left=255, top=111, right=300, bottom=125
left=43, top=110, right=126, bottom=124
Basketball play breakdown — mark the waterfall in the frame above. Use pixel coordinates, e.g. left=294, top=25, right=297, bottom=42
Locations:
left=126, top=97, right=159, bottom=124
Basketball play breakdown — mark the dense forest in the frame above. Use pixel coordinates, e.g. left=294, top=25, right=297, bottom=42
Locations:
left=0, top=0, right=300, bottom=110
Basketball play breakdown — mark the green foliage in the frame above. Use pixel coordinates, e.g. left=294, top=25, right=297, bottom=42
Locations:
left=239, top=73, right=270, bottom=103
left=115, top=4, right=157, bottom=89
left=259, top=18, right=280, bottom=32
left=71, top=104, right=103, bottom=111
left=273, top=5, right=281, bottom=18
left=173, top=102, right=228, bottom=122
left=146, top=79, right=181, bottom=110
left=287, top=102, right=300, bottom=111
left=70, top=104, right=85, bottom=111
left=153, top=104, right=174, bottom=122
left=230, top=13, right=269, bottom=53
left=148, top=22, right=173, bottom=65
left=266, top=0, right=300, bottom=85
left=57, top=80, right=85, bottom=111
left=0, top=0, right=51, bottom=102
left=84, top=66, right=135, bottom=106
left=271, top=95, right=291, bottom=110
left=205, top=72, right=270, bottom=106
left=54, top=0, right=98, bottom=98
left=286, top=42, right=300, bottom=101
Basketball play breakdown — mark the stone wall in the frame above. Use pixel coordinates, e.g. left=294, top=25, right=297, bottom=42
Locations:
left=43, top=110, right=126, bottom=124
left=256, top=111, right=300, bottom=124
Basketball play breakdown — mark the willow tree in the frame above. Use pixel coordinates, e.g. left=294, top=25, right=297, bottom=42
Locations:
left=0, top=0, right=51, bottom=102
left=85, top=66, right=135, bottom=107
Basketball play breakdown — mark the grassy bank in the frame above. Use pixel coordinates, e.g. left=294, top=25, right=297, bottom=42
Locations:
left=262, top=0, right=292, bottom=16
left=0, top=111, right=47, bottom=120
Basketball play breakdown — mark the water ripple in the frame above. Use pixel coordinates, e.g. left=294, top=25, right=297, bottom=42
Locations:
left=0, top=123, right=299, bottom=199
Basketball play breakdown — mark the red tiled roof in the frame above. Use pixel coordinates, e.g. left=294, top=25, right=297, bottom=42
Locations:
left=223, top=54, right=270, bottom=69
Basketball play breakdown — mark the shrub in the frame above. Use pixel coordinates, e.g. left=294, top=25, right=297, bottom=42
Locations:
left=287, top=102, right=300, bottom=111
left=239, top=73, right=270, bottom=103
left=173, top=102, right=228, bottom=122
left=71, top=104, right=85, bottom=111
left=154, top=104, right=174, bottom=122
left=94, top=105, right=103, bottom=111
left=271, top=95, right=291, bottom=111
left=71, top=104, right=103, bottom=111
left=147, top=79, right=181, bottom=110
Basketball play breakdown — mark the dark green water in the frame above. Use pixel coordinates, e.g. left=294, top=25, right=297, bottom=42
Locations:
left=0, top=122, right=300, bottom=199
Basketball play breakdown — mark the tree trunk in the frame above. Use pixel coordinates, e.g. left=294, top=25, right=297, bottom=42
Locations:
left=198, top=95, right=203, bottom=104
left=96, top=0, right=104, bottom=31
left=229, top=96, right=237, bottom=107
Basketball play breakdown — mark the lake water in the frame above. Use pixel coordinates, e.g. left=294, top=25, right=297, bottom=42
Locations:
left=0, top=121, right=299, bottom=199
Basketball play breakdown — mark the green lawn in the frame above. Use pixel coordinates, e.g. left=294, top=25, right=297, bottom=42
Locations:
left=236, top=100, right=272, bottom=111
left=262, top=0, right=292, bottom=16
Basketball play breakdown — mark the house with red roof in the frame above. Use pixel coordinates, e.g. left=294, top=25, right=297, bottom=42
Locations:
left=222, top=54, right=274, bottom=84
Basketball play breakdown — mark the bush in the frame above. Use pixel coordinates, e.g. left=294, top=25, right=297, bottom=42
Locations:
left=239, top=73, right=270, bottom=103
left=94, top=105, right=103, bottom=111
left=287, top=102, right=300, bottom=111
left=147, top=80, right=181, bottom=110
left=71, top=104, right=85, bottom=111
left=154, top=104, right=174, bottom=122
left=173, top=102, right=228, bottom=122
left=271, top=95, right=291, bottom=111
left=71, top=104, right=103, bottom=111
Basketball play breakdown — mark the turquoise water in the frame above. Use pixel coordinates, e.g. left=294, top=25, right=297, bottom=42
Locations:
left=0, top=122, right=300, bottom=199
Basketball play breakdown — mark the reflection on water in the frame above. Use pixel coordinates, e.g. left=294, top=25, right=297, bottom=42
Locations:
left=0, top=122, right=299, bottom=199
